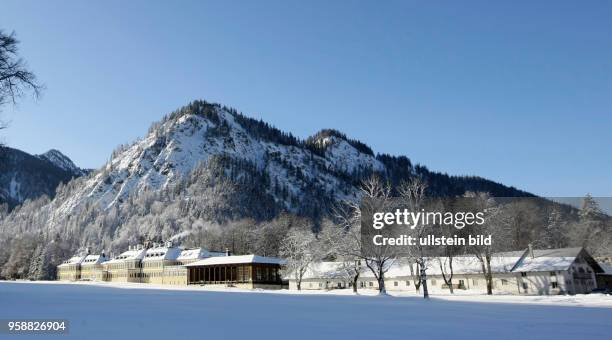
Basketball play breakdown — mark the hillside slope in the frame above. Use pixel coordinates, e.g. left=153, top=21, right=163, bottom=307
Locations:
left=0, top=147, right=85, bottom=209
left=0, top=100, right=535, bottom=279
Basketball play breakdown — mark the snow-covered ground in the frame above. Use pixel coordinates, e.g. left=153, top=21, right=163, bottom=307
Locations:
left=1, top=281, right=611, bottom=340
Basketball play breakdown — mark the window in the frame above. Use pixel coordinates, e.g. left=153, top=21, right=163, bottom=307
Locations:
left=522, top=282, right=528, bottom=290
left=472, top=279, right=478, bottom=286
left=501, top=279, right=508, bottom=286
left=319, top=282, right=322, bottom=288
left=394, top=281, right=398, bottom=287
left=550, top=271, right=556, bottom=276
left=458, top=280, right=465, bottom=287
left=521, top=272, right=527, bottom=277
left=368, top=282, right=373, bottom=287
left=405, top=280, right=410, bottom=286
left=551, top=282, right=559, bottom=289
left=431, top=279, right=436, bottom=286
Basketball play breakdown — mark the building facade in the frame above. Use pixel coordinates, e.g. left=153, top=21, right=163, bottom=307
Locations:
left=141, top=244, right=182, bottom=284
left=80, top=254, right=109, bottom=281
left=185, top=255, right=284, bottom=289
left=56, top=244, right=283, bottom=289
left=290, top=247, right=605, bottom=295
left=57, top=255, right=87, bottom=281
left=103, top=246, right=147, bottom=283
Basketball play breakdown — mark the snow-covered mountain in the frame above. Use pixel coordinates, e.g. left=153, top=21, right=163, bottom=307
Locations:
left=37, top=149, right=88, bottom=177
left=23, top=101, right=526, bottom=222
left=0, top=99, right=537, bottom=280
left=36, top=100, right=527, bottom=227
left=51, top=102, right=387, bottom=222
left=5, top=100, right=611, bottom=283
left=0, top=147, right=86, bottom=208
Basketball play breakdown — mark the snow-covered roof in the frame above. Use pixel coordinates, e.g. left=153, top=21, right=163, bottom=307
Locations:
left=300, top=262, right=355, bottom=280
left=599, top=263, right=612, bottom=275
left=294, top=249, right=584, bottom=281
left=58, top=255, right=87, bottom=267
left=81, top=254, right=109, bottom=265
left=185, top=255, right=285, bottom=266
left=365, top=256, right=520, bottom=279
left=105, top=248, right=147, bottom=264
left=177, top=248, right=225, bottom=261
left=142, top=246, right=182, bottom=261
left=511, top=247, right=583, bottom=272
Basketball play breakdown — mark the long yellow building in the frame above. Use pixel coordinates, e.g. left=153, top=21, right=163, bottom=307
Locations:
left=56, top=243, right=284, bottom=289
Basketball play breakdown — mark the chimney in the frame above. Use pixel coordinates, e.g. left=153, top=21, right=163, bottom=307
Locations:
left=528, top=243, right=534, bottom=259
left=225, top=248, right=230, bottom=257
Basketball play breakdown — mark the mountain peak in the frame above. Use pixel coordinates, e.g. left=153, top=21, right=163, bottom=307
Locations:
left=37, top=149, right=86, bottom=176
left=0, top=147, right=87, bottom=208
left=306, top=129, right=374, bottom=156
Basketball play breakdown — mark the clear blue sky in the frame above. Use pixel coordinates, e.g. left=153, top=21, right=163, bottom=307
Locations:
left=1, top=0, right=611, bottom=197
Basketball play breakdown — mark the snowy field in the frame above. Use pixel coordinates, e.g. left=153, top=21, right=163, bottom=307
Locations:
left=1, top=281, right=611, bottom=340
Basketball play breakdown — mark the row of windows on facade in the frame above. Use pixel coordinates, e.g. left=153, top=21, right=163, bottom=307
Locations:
left=106, top=261, right=188, bottom=270
left=190, top=266, right=279, bottom=282
left=105, top=272, right=184, bottom=279
left=306, top=272, right=590, bottom=291
left=305, top=277, right=549, bottom=289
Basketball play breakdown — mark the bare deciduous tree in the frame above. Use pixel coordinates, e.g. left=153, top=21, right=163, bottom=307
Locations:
left=279, top=227, right=319, bottom=291
left=466, top=192, right=513, bottom=295
left=398, top=177, right=431, bottom=298
left=358, top=176, right=397, bottom=294
left=320, top=215, right=364, bottom=293
left=326, top=175, right=396, bottom=295
left=0, top=30, right=42, bottom=150
left=0, top=30, right=41, bottom=108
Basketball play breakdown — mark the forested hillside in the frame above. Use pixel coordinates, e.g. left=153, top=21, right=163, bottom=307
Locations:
left=0, top=147, right=86, bottom=209
left=0, top=100, right=564, bottom=280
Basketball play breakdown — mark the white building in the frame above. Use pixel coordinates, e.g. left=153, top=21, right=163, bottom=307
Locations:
left=290, top=247, right=604, bottom=295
